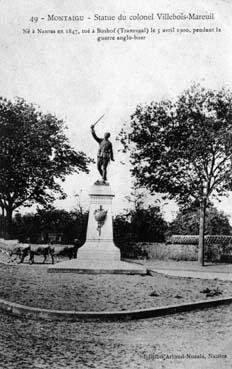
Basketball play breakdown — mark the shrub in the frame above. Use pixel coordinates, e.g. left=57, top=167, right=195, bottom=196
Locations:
left=118, top=242, right=149, bottom=259
left=205, top=244, right=221, bottom=262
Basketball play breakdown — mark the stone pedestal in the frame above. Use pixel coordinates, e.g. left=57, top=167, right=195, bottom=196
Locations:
left=77, top=182, right=120, bottom=262
left=48, top=182, right=147, bottom=275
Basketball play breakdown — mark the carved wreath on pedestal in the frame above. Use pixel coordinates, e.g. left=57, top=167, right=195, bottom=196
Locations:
left=94, top=205, right=107, bottom=236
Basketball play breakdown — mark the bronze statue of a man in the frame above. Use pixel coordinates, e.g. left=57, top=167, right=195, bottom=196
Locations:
left=91, top=125, right=114, bottom=182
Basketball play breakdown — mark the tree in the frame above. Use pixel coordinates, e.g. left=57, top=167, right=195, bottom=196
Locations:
left=124, top=186, right=146, bottom=212
left=13, top=207, right=89, bottom=244
left=169, top=206, right=232, bottom=236
left=113, top=214, right=132, bottom=243
left=114, top=185, right=167, bottom=244
left=0, top=97, right=92, bottom=238
left=130, top=205, right=167, bottom=242
left=114, top=205, right=167, bottom=244
left=119, top=84, right=232, bottom=264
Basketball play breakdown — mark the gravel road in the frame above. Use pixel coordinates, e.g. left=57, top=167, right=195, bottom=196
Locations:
left=1, top=305, right=232, bottom=369
left=1, top=257, right=232, bottom=368
left=1, top=263, right=232, bottom=311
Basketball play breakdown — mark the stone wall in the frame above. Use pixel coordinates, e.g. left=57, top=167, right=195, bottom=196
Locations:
left=121, top=242, right=227, bottom=261
left=135, top=242, right=198, bottom=261
left=128, top=240, right=231, bottom=262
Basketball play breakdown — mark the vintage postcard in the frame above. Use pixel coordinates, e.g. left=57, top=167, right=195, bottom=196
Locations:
left=0, top=0, right=232, bottom=368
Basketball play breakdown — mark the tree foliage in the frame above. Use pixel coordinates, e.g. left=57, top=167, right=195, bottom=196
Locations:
left=169, top=207, right=232, bottom=236
left=114, top=205, right=167, bottom=243
left=119, top=84, right=232, bottom=208
left=13, top=207, right=88, bottom=244
left=0, top=97, right=92, bottom=236
left=114, top=186, right=167, bottom=244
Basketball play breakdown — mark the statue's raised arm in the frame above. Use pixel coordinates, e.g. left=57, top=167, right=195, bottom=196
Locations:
left=91, top=125, right=102, bottom=144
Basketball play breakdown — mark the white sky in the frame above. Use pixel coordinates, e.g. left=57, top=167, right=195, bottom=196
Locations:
left=1, top=0, right=232, bottom=221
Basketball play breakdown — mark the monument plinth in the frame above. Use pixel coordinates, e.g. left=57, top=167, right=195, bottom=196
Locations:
left=77, top=182, right=120, bottom=262
left=48, top=182, right=147, bottom=274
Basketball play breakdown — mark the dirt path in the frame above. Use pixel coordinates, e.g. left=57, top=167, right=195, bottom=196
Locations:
left=1, top=305, right=232, bottom=368
left=1, top=263, right=232, bottom=311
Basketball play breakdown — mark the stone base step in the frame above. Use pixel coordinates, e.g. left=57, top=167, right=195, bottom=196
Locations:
left=48, top=259, right=147, bottom=275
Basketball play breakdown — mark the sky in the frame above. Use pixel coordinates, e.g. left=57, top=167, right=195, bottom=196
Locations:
left=1, top=0, right=232, bottom=220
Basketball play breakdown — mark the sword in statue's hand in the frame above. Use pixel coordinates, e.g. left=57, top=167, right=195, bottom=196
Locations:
left=91, top=114, right=105, bottom=130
